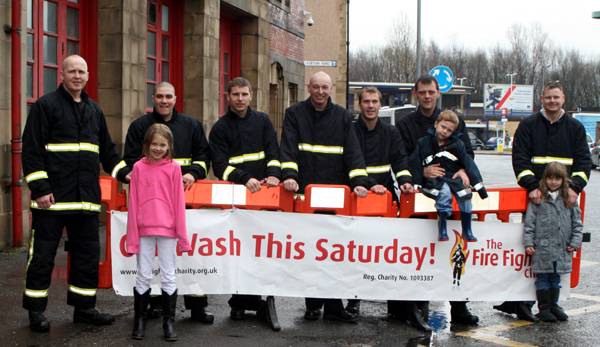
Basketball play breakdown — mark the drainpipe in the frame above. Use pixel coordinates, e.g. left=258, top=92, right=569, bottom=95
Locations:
left=345, top=0, right=350, bottom=109
left=10, top=0, right=23, bottom=247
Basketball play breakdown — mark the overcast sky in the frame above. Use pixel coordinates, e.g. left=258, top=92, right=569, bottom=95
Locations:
left=349, top=0, right=600, bottom=59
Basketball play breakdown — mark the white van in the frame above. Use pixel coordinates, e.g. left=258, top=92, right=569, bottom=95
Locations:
left=378, top=105, right=417, bottom=126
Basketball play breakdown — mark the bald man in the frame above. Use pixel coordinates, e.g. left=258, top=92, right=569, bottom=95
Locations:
left=22, top=55, right=122, bottom=332
left=280, top=71, right=370, bottom=323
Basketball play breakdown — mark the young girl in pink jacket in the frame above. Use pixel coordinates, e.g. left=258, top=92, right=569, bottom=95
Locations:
left=127, top=124, right=191, bottom=341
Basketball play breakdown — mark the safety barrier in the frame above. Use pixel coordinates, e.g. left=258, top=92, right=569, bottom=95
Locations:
left=98, top=177, right=587, bottom=289
left=184, top=180, right=294, bottom=212
left=398, top=188, right=587, bottom=288
left=97, top=176, right=127, bottom=288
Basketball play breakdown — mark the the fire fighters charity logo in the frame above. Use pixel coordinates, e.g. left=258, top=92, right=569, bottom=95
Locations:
left=450, top=229, right=469, bottom=286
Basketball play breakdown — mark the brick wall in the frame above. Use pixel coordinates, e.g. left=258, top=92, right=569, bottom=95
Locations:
left=270, top=25, right=304, bottom=63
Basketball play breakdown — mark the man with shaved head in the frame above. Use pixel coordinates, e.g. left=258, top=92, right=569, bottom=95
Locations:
left=280, top=71, right=370, bottom=323
left=22, top=55, right=122, bottom=331
left=116, top=81, right=213, bottom=333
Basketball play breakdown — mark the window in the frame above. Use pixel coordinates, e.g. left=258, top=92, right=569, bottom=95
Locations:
left=146, top=0, right=173, bottom=109
left=288, top=83, right=298, bottom=106
left=27, top=0, right=81, bottom=104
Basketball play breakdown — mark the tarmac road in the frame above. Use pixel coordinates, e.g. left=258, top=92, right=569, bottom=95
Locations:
left=2, top=154, right=600, bottom=346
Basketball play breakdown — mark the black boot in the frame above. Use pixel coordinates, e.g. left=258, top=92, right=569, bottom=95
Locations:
left=190, top=307, right=214, bottom=324
left=515, top=301, right=537, bottom=322
left=132, top=288, right=150, bottom=340
left=438, top=212, right=449, bottom=241
left=74, top=307, right=115, bottom=325
left=536, top=290, right=557, bottom=322
left=493, top=301, right=517, bottom=315
left=450, top=301, right=479, bottom=325
left=549, top=288, right=568, bottom=321
left=162, top=290, right=178, bottom=341
left=407, top=301, right=432, bottom=331
left=29, top=310, right=50, bottom=332
left=346, top=299, right=360, bottom=316
left=460, top=212, right=477, bottom=242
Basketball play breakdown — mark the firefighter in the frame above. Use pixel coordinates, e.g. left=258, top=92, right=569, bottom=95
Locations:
left=22, top=55, right=121, bottom=332
left=495, top=80, right=591, bottom=321
left=347, top=86, right=414, bottom=316
left=280, top=71, right=370, bottom=324
left=393, top=75, right=478, bottom=330
left=209, top=76, right=281, bottom=331
left=116, top=81, right=214, bottom=324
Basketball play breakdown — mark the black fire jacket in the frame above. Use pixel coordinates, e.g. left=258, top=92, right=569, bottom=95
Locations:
left=280, top=98, right=369, bottom=193
left=512, top=111, right=591, bottom=193
left=353, top=117, right=412, bottom=200
left=116, top=109, right=210, bottom=182
left=22, top=84, right=121, bottom=214
left=209, top=107, right=281, bottom=183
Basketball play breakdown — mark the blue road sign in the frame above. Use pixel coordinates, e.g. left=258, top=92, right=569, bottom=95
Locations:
left=429, top=65, right=454, bottom=93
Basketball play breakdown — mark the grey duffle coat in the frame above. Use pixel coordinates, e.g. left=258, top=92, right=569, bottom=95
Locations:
left=523, top=195, right=583, bottom=274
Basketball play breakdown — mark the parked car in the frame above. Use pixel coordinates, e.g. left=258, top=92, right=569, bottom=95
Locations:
left=469, top=133, right=485, bottom=150
left=591, top=139, right=600, bottom=169
left=484, top=137, right=498, bottom=150
left=378, top=105, right=417, bottom=126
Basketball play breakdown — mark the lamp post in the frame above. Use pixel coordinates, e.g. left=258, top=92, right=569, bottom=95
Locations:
left=456, top=77, right=467, bottom=86
left=416, top=0, right=422, bottom=78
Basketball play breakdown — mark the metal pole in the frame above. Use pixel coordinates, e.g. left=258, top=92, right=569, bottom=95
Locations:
left=415, top=0, right=422, bottom=78
left=11, top=0, right=24, bottom=248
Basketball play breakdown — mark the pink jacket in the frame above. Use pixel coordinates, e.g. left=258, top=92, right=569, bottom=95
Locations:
left=126, top=157, right=191, bottom=254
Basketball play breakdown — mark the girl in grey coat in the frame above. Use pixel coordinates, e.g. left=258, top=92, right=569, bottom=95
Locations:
left=523, top=162, right=583, bottom=322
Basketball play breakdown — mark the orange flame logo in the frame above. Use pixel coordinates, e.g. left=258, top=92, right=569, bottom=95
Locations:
left=450, top=229, right=469, bottom=279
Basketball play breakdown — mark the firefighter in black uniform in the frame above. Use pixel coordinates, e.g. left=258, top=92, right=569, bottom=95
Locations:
left=281, top=71, right=370, bottom=324
left=22, top=55, right=121, bottom=332
left=347, top=86, right=414, bottom=316
left=209, top=77, right=281, bottom=331
left=494, top=81, right=591, bottom=321
left=393, top=75, right=478, bottom=330
left=115, top=81, right=214, bottom=325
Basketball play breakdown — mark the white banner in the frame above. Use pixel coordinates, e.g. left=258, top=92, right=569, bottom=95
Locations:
left=111, top=209, right=552, bottom=301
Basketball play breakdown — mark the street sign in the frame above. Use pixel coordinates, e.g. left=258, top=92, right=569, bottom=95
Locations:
left=501, top=108, right=508, bottom=116
left=429, top=65, right=454, bottom=93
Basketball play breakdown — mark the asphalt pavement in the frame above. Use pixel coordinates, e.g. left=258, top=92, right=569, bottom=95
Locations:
left=2, top=154, right=600, bottom=346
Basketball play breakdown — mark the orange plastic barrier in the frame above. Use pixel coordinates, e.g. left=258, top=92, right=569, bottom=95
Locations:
left=350, top=191, right=397, bottom=217
left=294, top=184, right=351, bottom=215
left=97, top=177, right=587, bottom=290
left=97, top=176, right=127, bottom=288
left=398, top=187, right=586, bottom=288
left=184, top=180, right=294, bottom=212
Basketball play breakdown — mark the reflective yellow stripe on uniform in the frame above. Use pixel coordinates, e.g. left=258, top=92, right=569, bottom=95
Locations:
left=111, top=160, right=127, bottom=178
left=193, top=161, right=207, bottom=174
left=349, top=168, right=368, bottom=179
left=366, top=164, right=391, bottom=174
left=267, top=160, right=281, bottom=167
left=223, top=166, right=236, bottom=181
left=45, top=142, right=99, bottom=153
left=229, top=151, right=265, bottom=165
left=25, top=171, right=49, bottom=183
left=531, top=156, right=573, bottom=165
left=174, top=158, right=192, bottom=166
left=282, top=162, right=298, bottom=171
left=298, top=143, right=344, bottom=154
left=30, top=201, right=102, bottom=212
left=572, top=171, right=589, bottom=183
left=517, top=169, right=535, bottom=181
left=395, top=170, right=412, bottom=178
left=69, top=285, right=96, bottom=297
left=25, top=288, right=49, bottom=298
